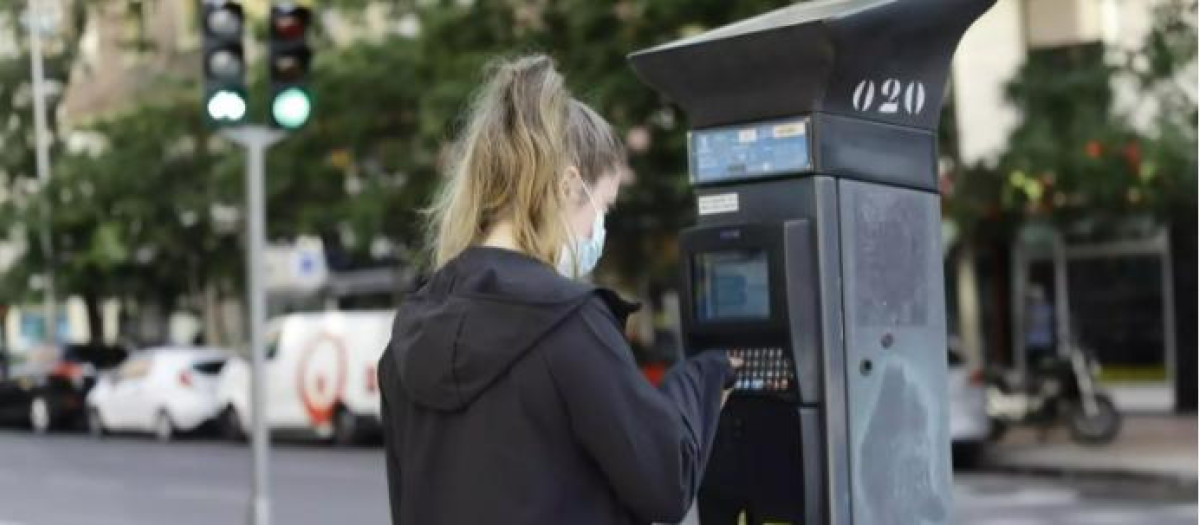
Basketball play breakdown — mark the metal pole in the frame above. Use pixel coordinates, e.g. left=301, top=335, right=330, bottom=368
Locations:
left=1010, top=241, right=1026, bottom=374
left=246, top=138, right=270, bottom=525
left=1052, top=232, right=1071, bottom=357
left=27, top=0, right=56, bottom=346
left=1158, top=228, right=1177, bottom=402
left=223, top=125, right=284, bottom=525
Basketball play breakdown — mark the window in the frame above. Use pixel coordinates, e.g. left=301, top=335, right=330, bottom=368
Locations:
left=192, top=359, right=226, bottom=375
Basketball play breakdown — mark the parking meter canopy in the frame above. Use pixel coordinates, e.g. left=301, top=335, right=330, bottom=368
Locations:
left=629, top=0, right=993, bottom=132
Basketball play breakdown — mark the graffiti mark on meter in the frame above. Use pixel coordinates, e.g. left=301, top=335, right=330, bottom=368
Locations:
left=296, top=333, right=349, bottom=425
left=852, top=79, right=927, bottom=116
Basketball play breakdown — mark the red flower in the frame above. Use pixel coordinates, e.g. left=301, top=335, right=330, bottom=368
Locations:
left=1123, top=141, right=1142, bottom=173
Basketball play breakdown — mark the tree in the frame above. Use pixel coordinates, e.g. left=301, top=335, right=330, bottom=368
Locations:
left=246, top=0, right=796, bottom=289
left=3, top=86, right=243, bottom=345
left=992, top=0, right=1196, bottom=231
left=1127, top=0, right=1198, bottom=412
left=0, top=0, right=123, bottom=341
left=938, top=0, right=1196, bottom=369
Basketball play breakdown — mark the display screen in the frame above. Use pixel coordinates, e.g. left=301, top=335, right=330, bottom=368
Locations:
left=688, top=117, right=812, bottom=185
left=693, top=250, right=772, bottom=321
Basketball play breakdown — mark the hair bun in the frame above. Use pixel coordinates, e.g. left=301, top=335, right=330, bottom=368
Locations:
left=506, top=54, right=553, bottom=75
left=492, top=54, right=559, bottom=96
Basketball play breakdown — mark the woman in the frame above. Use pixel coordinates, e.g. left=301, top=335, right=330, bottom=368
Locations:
left=378, top=54, right=738, bottom=525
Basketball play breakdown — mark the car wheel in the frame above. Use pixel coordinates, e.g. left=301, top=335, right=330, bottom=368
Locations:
left=154, top=410, right=175, bottom=443
left=220, top=406, right=245, bottom=442
left=29, top=396, right=52, bottom=434
left=952, top=441, right=987, bottom=470
left=87, top=407, right=107, bottom=438
left=332, top=407, right=360, bottom=447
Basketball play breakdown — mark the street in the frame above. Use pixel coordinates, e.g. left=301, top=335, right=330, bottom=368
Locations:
left=0, top=430, right=388, bottom=525
left=0, top=430, right=1193, bottom=525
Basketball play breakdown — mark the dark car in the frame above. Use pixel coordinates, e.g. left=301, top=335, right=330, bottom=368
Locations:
left=0, top=343, right=128, bottom=433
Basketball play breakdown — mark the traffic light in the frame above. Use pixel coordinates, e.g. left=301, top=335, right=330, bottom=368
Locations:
left=202, top=0, right=247, bottom=125
left=268, top=4, right=313, bottom=129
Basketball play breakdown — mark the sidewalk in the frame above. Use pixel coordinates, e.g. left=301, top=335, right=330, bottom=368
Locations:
left=981, top=413, right=1198, bottom=485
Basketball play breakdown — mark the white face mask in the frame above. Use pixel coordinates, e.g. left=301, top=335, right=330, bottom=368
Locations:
left=557, top=178, right=606, bottom=279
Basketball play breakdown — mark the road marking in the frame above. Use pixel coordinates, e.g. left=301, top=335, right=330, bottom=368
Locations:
left=955, top=486, right=1080, bottom=509
left=1072, top=506, right=1199, bottom=525
left=157, top=484, right=244, bottom=504
left=967, top=519, right=1048, bottom=525
left=42, top=472, right=124, bottom=492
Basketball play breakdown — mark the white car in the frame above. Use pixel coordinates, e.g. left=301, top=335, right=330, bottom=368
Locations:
left=216, top=310, right=394, bottom=446
left=86, top=346, right=230, bottom=441
left=948, top=348, right=991, bottom=466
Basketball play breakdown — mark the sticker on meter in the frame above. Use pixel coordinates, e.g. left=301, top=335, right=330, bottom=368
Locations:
left=773, top=121, right=806, bottom=138
left=698, top=193, right=739, bottom=215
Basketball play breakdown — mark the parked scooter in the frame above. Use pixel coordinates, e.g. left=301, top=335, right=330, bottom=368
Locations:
left=986, top=340, right=1122, bottom=445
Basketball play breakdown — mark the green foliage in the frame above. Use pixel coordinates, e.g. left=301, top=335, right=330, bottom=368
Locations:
left=11, top=0, right=1188, bottom=313
left=7, top=0, right=807, bottom=308
left=5, top=91, right=239, bottom=308
left=948, top=0, right=1196, bottom=237
left=396, top=0, right=794, bottom=284
left=256, top=0, right=794, bottom=286
left=1130, top=0, right=1199, bottom=215
left=998, top=43, right=1147, bottom=224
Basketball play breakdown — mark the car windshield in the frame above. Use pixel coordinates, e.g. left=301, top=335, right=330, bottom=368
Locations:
left=192, top=359, right=227, bottom=375
left=948, top=349, right=964, bottom=366
left=62, top=344, right=128, bottom=369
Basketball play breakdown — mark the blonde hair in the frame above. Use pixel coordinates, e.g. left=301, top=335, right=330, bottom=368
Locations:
left=427, top=54, right=625, bottom=269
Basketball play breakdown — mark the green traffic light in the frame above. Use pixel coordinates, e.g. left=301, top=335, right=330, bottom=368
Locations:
left=272, top=87, right=312, bottom=129
left=207, top=89, right=247, bottom=122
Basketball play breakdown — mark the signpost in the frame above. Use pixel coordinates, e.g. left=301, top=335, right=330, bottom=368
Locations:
left=26, top=0, right=56, bottom=347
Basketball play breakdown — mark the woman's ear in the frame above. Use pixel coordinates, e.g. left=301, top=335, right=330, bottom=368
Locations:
left=561, top=166, right=582, bottom=202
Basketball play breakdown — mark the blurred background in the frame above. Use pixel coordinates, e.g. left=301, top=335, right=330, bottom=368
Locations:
left=0, top=0, right=1195, bottom=524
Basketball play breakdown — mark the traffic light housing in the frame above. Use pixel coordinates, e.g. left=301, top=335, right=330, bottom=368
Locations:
left=268, top=4, right=313, bottom=129
left=201, top=0, right=247, bottom=125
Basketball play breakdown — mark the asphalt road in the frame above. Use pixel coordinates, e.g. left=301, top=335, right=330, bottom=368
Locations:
left=0, top=430, right=389, bottom=525
left=0, top=430, right=1193, bottom=525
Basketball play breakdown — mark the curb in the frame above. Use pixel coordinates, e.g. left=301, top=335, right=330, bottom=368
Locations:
left=975, top=460, right=1198, bottom=499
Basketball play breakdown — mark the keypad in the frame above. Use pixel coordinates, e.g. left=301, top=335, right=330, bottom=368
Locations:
left=726, top=347, right=795, bottom=393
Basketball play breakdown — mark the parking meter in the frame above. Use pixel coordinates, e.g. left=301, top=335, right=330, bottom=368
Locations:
left=628, top=1, right=994, bottom=524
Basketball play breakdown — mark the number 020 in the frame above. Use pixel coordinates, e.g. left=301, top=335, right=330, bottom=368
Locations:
left=852, top=79, right=926, bottom=116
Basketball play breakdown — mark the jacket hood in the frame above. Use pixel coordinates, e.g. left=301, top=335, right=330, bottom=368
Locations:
left=389, top=247, right=633, bottom=411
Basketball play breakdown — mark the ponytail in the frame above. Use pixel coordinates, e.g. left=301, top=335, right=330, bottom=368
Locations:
left=426, top=54, right=625, bottom=269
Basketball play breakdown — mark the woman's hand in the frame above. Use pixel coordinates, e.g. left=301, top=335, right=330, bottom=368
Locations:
left=721, top=355, right=744, bottom=407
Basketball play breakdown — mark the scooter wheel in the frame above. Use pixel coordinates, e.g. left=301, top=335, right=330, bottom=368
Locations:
left=1068, top=394, right=1121, bottom=445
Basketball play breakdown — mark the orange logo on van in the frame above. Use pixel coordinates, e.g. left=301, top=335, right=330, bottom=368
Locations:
left=296, top=333, right=348, bottom=425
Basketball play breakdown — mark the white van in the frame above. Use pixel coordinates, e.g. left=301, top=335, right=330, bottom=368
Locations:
left=216, top=310, right=394, bottom=445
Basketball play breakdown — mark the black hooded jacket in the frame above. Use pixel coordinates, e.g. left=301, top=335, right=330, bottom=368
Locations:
left=378, top=246, right=735, bottom=525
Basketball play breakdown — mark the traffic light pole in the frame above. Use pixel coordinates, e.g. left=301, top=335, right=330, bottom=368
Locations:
left=222, top=124, right=285, bottom=525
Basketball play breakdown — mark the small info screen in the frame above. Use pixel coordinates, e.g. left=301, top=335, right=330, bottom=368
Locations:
left=693, top=250, right=772, bottom=322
